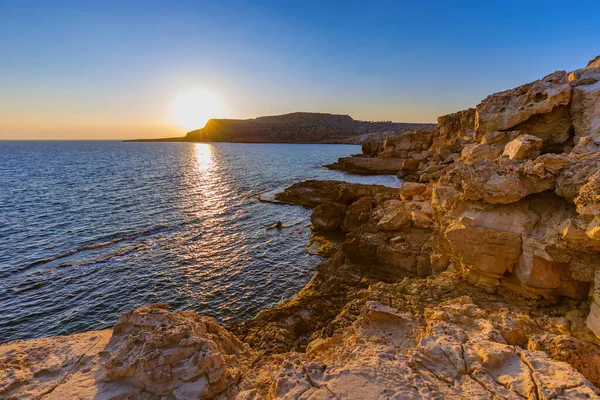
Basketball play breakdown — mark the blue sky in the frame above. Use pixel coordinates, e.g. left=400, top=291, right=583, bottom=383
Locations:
left=1, top=0, right=599, bottom=139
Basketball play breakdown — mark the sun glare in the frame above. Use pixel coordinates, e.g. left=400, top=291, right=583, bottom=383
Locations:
left=169, top=89, right=227, bottom=131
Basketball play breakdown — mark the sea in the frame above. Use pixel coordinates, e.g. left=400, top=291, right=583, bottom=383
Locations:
left=0, top=141, right=400, bottom=343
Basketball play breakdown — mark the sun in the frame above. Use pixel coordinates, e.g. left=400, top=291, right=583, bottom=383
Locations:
left=169, top=89, right=227, bottom=131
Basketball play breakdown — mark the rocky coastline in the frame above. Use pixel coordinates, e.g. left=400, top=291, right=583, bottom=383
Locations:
left=4, top=57, right=600, bottom=399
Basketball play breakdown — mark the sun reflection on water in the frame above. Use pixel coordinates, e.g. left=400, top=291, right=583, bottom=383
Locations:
left=194, top=143, right=215, bottom=173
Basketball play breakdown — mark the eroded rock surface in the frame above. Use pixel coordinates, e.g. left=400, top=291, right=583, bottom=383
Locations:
left=4, top=56, right=600, bottom=400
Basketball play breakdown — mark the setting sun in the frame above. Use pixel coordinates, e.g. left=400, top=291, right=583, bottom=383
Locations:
left=169, top=89, right=227, bottom=131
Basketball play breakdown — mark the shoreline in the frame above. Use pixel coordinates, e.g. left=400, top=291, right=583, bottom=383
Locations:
left=3, top=57, right=600, bottom=399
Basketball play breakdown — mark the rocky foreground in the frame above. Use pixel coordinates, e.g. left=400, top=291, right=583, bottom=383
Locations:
left=3, top=57, right=600, bottom=399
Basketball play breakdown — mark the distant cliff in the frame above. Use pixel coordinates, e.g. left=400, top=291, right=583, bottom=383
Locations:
left=186, top=112, right=434, bottom=143
left=129, top=112, right=435, bottom=143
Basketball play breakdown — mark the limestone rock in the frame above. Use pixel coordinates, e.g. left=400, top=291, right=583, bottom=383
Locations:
left=0, top=330, right=112, bottom=400
left=587, top=55, right=600, bottom=69
left=555, top=153, right=600, bottom=203
left=502, top=134, right=543, bottom=160
left=310, top=202, right=347, bottom=232
left=341, top=196, right=372, bottom=232
left=102, top=304, right=248, bottom=399
left=451, top=160, right=554, bottom=204
left=398, top=182, right=427, bottom=200
left=274, top=180, right=399, bottom=208
left=571, top=78, right=600, bottom=154
left=411, top=209, right=433, bottom=229
left=445, top=217, right=522, bottom=279
left=475, top=70, right=572, bottom=146
left=325, top=156, right=405, bottom=175
left=377, top=206, right=411, bottom=231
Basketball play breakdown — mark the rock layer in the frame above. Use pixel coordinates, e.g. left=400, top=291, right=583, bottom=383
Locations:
left=4, top=56, right=600, bottom=400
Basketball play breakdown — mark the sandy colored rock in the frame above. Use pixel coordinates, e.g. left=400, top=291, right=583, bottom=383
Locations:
left=398, top=181, right=426, bottom=200
left=446, top=216, right=522, bottom=279
left=451, top=160, right=554, bottom=204
left=101, top=304, right=249, bottom=399
left=377, top=206, right=411, bottom=231
left=475, top=70, right=572, bottom=143
left=274, top=180, right=399, bottom=208
left=325, top=156, right=405, bottom=175
left=502, top=134, right=543, bottom=160
left=571, top=78, right=600, bottom=154
left=587, top=55, right=600, bottom=69
left=341, top=196, right=372, bottom=232
left=411, top=209, right=433, bottom=228
left=0, top=330, right=111, bottom=400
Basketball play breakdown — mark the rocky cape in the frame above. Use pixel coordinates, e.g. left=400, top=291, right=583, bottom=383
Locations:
left=127, top=112, right=435, bottom=144
left=4, top=57, right=600, bottom=399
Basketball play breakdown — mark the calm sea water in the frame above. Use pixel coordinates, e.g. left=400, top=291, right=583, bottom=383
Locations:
left=0, top=141, right=400, bottom=343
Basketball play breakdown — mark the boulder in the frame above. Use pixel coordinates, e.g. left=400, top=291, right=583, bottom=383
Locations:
left=377, top=207, right=411, bottom=231
left=398, top=182, right=427, bottom=200
left=341, top=196, right=372, bottom=232
left=310, top=202, right=347, bottom=232
left=502, top=134, right=543, bottom=160
left=411, top=209, right=433, bottom=229
left=101, top=305, right=247, bottom=399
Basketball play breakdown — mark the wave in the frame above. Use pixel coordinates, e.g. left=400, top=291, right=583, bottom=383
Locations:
left=13, top=225, right=172, bottom=276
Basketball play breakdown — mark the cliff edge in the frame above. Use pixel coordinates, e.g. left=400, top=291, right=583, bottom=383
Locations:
left=4, top=56, right=600, bottom=399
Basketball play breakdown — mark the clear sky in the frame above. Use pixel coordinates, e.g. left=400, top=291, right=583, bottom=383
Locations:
left=1, top=0, right=599, bottom=140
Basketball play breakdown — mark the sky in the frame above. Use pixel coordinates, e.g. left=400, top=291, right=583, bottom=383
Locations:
left=1, top=0, right=599, bottom=140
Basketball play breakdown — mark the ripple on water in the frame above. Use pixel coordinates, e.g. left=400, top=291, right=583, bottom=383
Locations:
left=0, top=141, right=400, bottom=342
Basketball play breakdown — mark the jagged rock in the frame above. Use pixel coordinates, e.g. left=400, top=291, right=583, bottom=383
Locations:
left=436, top=108, right=476, bottom=148
left=398, top=182, right=427, bottom=200
left=555, top=153, right=600, bottom=202
left=240, top=292, right=600, bottom=399
left=377, top=206, right=411, bottom=231
left=101, top=305, right=248, bottom=399
left=411, top=209, right=433, bottom=229
left=537, top=153, right=571, bottom=175
left=588, top=216, right=600, bottom=240
left=529, top=334, right=600, bottom=388
left=341, top=196, right=372, bottom=232
left=310, top=202, right=347, bottom=232
left=571, top=78, right=600, bottom=154
left=446, top=216, right=522, bottom=285
left=502, top=134, right=543, bottom=160
left=451, top=160, right=554, bottom=204
left=274, top=180, right=399, bottom=208
left=475, top=70, right=572, bottom=147
left=587, top=56, right=600, bottom=69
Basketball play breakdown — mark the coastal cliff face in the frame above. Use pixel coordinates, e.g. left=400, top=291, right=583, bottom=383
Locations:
left=184, top=112, right=435, bottom=143
left=3, top=57, right=600, bottom=399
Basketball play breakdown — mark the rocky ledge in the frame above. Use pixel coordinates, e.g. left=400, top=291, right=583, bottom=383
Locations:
left=4, top=56, right=600, bottom=399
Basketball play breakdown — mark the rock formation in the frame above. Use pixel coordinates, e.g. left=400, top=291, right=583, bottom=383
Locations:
left=3, top=56, right=600, bottom=399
